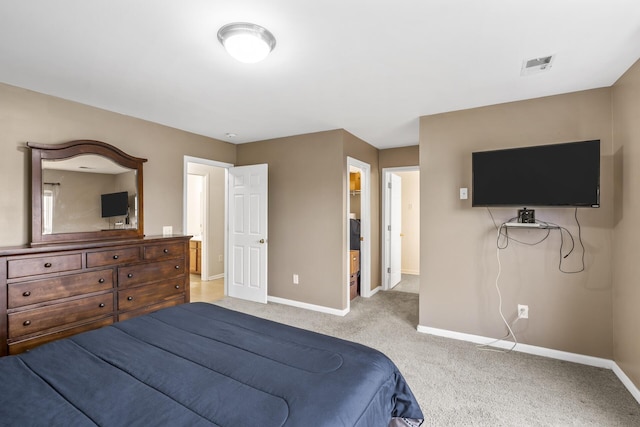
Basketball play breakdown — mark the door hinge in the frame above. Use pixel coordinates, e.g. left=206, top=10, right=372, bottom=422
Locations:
left=387, top=267, right=391, bottom=273
left=388, top=182, right=392, bottom=189
left=388, top=225, right=391, bottom=231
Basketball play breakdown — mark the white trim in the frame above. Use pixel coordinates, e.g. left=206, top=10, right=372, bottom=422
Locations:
left=612, top=362, right=640, bottom=404
left=369, top=285, right=381, bottom=296
left=418, top=325, right=611, bottom=367
left=418, top=325, right=640, bottom=404
left=204, top=273, right=225, bottom=281
left=346, top=157, right=371, bottom=307
left=267, top=296, right=349, bottom=316
left=401, top=269, right=420, bottom=275
left=381, top=166, right=419, bottom=290
left=183, top=156, right=233, bottom=297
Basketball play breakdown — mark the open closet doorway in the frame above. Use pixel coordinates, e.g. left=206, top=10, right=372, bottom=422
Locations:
left=183, top=156, right=232, bottom=303
left=347, top=157, right=372, bottom=306
left=382, top=167, right=420, bottom=293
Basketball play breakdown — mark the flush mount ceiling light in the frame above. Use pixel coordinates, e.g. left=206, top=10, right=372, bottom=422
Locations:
left=217, top=22, right=276, bottom=63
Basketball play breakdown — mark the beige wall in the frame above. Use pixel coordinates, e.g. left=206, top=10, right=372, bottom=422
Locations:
left=0, top=82, right=235, bottom=247
left=236, top=129, right=381, bottom=310
left=237, top=130, right=346, bottom=309
left=612, top=58, right=640, bottom=388
left=420, top=88, right=614, bottom=359
left=379, top=145, right=419, bottom=169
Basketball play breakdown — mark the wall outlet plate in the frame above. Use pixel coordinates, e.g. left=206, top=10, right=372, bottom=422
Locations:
left=518, top=304, right=529, bottom=319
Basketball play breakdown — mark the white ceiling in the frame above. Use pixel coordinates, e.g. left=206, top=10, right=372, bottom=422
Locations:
left=1, top=1, right=639, bottom=149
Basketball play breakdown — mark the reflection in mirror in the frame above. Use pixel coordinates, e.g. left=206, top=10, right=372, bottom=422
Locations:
left=42, top=155, right=138, bottom=235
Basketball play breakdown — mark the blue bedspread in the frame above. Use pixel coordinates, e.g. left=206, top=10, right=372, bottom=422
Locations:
left=0, top=302, right=423, bottom=426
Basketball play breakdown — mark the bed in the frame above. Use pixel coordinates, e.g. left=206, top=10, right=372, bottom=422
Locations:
left=0, top=302, right=423, bottom=426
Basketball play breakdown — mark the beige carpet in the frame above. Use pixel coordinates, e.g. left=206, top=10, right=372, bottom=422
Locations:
left=391, top=273, right=420, bottom=294
left=214, top=291, right=640, bottom=426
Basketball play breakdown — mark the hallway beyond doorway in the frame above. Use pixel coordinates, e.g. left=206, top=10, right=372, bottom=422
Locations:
left=390, top=274, right=419, bottom=294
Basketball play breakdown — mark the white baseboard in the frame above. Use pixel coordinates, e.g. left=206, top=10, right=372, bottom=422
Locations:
left=612, top=362, right=640, bottom=404
left=368, top=285, right=381, bottom=297
left=401, top=270, right=419, bottom=275
left=266, top=286, right=383, bottom=317
left=267, top=296, right=349, bottom=316
left=204, top=273, right=224, bottom=281
left=417, top=325, right=640, bottom=404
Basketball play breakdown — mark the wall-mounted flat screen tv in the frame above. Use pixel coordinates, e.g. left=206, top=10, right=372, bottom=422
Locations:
left=472, top=140, right=600, bottom=207
left=101, top=191, right=128, bottom=218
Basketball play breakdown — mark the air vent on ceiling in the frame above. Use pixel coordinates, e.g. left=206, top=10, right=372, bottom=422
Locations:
left=521, top=54, right=555, bottom=76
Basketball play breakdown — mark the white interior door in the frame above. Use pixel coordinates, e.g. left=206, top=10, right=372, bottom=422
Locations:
left=389, top=173, right=402, bottom=288
left=228, top=164, right=268, bottom=303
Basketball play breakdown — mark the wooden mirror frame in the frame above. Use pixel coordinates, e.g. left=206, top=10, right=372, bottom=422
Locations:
left=28, top=140, right=147, bottom=245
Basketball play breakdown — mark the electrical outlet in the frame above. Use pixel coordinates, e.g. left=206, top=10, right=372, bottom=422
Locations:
left=517, top=304, right=529, bottom=319
left=293, top=274, right=299, bottom=285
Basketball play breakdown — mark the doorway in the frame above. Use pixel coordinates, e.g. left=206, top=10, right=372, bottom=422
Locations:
left=347, top=157, right=372, bottom=306
left=382, top=167, right=420, bottom=292
left=183, top=156, right=231, bottom=302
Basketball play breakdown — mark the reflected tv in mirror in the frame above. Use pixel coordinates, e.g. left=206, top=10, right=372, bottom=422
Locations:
left=472, top=140, right=600, bottom=207
left=101, top=191, right=128, bottom=218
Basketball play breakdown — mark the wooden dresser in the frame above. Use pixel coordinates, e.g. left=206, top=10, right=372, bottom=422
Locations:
left=0, top=235, right=190, bottom=356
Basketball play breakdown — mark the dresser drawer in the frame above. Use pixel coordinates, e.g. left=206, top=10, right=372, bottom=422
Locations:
left=143, top=242, right=185, bottom=260
left=118, top=280, right=185, bottom=312
left=86, top=247, right=140, bottom=268
left=8, top=317, right=114, bottom=355
left=8, top=253, right=82, bottom=279
left=118, top=298, right=184, bottom=322
left=8, top=293, right=114, bottom=339
left=118, top=259, right=186, bottom=288
left=8, top=269, right=114, bottom=309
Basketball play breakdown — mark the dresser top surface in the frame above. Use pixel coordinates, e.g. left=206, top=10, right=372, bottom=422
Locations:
left=0, top=235, right=193, bottom=257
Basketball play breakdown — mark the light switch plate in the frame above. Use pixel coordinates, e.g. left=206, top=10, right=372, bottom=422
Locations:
left=162, top=226, right=173, bottom=236
left=460, top=188, right=468, bottom=200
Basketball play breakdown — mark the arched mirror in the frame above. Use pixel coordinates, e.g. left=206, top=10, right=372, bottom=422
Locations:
left=28, top=140, right=147, bottom=245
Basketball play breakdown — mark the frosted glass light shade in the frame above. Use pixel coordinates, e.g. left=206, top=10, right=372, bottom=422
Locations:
left=217, top=23, right=276, bottom=64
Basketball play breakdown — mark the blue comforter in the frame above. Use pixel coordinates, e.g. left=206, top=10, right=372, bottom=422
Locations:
left=0, top=302, right=423, bottom=426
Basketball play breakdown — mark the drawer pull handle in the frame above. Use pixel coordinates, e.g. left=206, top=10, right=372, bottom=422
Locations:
left=113, top=255, right=119, bottom=260
left=127, top=273, right=133, bottom=278
left=163, top=249, right=169, bottom=253
left=22, top=291, right=31, bottom=297
left=98, top=278, right=105, bottom=283
left=175, top=265, right=180, bottom=270
left=23, top=320, right=31, bottom=326
left=44, top=262, right=52, bottom=268
left=127, top=296, right=133, bottom=301
left=175, top=285, right=180, bottom=289
left=99, top=303, right=105, bottom=308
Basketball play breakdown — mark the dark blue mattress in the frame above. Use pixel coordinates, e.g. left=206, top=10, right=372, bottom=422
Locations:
left=0, top=302, right=423, bottom=426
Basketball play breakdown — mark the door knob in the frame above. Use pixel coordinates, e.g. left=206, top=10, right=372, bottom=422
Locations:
left=259, top=239, right=265, bottom=244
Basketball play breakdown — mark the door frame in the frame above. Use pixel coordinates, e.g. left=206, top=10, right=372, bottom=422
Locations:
left=346, top=157, right=372, bottom=305
left=381, top=166, right=419, bottom=290
left=183, top=156, right=233, bottom=293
